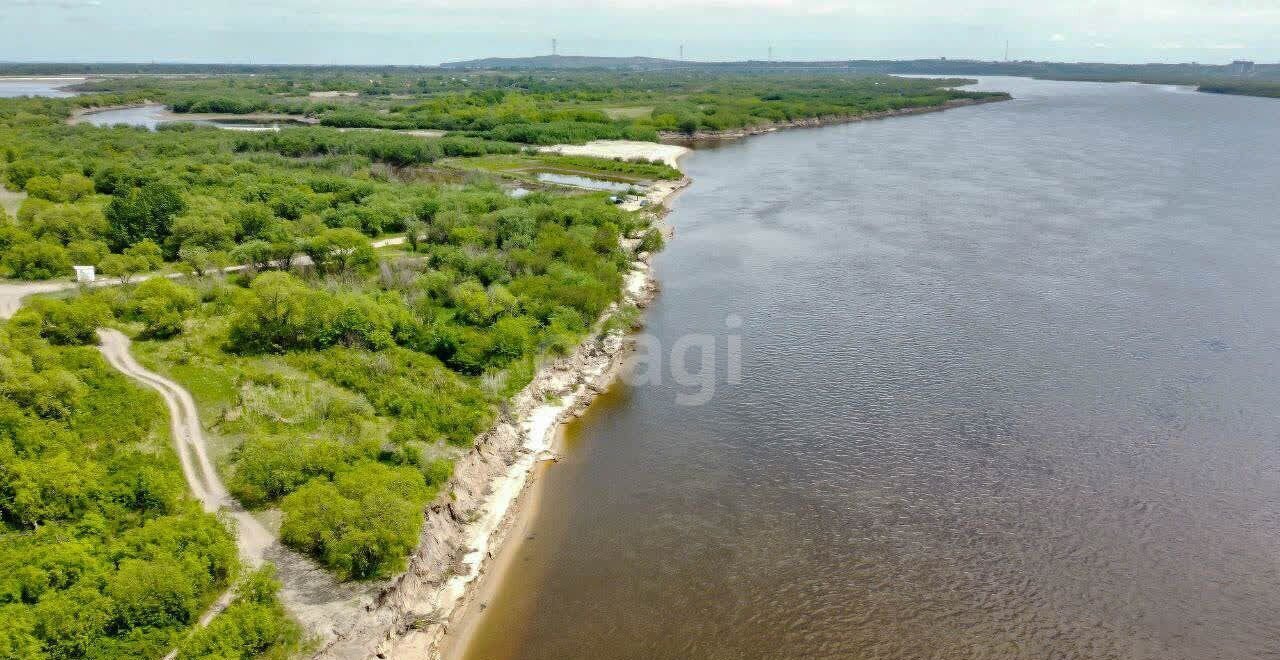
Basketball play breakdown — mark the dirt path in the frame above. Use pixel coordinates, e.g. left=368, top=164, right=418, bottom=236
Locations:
left=0, top=234, right=408, bottom=319
left=97, top=329, right=277, bottom=619
left=96, top=328, right=376, bottom=644
left=0, top=281, right=77, bottom=318
left=0, top=280, right=377, bottom=646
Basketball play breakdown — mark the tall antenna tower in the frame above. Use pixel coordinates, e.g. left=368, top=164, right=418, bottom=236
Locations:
left=552, top=38, right=558, bottom=56
left=1004, top=40, right=1010, bottom=62
left=679, top=44, right=684, bottom=60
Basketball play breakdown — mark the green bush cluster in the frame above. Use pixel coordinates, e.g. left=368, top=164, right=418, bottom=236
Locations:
left=279, top=462, right=432, bottom=579
left=535, top=154, right=682, bottom=180
left=232, top=128, right=521, bottom=166
left=177, top=567, right=301, bottom=660
left=155, top=189, right=637, bottom=577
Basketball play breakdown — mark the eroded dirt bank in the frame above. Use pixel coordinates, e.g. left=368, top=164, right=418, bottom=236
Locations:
left=316, top=179, right=687, bottom=659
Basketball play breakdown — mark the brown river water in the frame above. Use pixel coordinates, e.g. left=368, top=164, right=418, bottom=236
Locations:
left=462, top=77, right=1280, bottom=659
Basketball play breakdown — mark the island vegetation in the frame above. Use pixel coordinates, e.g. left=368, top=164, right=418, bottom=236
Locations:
left=59, top=69, right=1005, bottom=140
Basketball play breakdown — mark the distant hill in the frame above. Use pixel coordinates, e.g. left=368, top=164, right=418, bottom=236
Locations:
left=440, top=55, right=683, bottom=71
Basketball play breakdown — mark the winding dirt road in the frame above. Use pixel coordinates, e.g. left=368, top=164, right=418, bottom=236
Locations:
left=0, top=277, right=377, bottom=648
left=0, top=234, right=408, bottom=320
left=97, top=329, right=278, bottom=561
left=94, top=330, right=376, bottom=645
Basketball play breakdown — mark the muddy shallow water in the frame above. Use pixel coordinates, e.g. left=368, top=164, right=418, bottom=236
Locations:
left=463, top=77, right=1280, bottom=659
left=0, top=78, right=81, bottom=98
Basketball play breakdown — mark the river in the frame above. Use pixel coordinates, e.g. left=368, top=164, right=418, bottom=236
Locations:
left=77, top=104, right=297, bottom=131
left=0, top=78, right=82, bottom=98
left=460, top=77, right=1280, bottom=659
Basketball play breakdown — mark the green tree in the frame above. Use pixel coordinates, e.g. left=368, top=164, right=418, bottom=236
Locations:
left=493, top=207, right=535, bottom=249
left=2, top=240, right=71, bottom=280
left=405, top=218, right=428, bottom=252
left=231, top=239, right=276, bottom=271
left=226, top=271, right=313, bottom=353
left=126, top=277, right=199, bottom=339
left=305, top=228, right=375, bottom=275
left=125, top=239, right=166, bottom=271
left=106, top=558, right=199, bottom=630
left=26, top=204, right=108, bottom=245
left=177, top=567, right=300, bottom=660
left=166, top=213, right=236, bottom=257
left=59, top=173, right=96, bottom=202
left=98, top=253, right=146, bottom=284
left=177, top=245, right=228, bottom=277
left=638, top=227, right=665, bottom=253
left=23, top=175, right=62, bottom=202
left=233, top=203, right=275, bottom=241
left=106, top=181, right=187, bottom=251
left=23, top=296, right=110, bottom=345
left=279, top=462, right=430, bottom=579
left=66, top=239, right=109, bottom=266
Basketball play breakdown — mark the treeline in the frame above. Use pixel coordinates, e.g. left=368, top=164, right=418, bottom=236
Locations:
left=1198, top=81, right=1280, bottom=98
left=64, top=71, right=1007, bottom=144
left=231, top=128, right=523, bottom=166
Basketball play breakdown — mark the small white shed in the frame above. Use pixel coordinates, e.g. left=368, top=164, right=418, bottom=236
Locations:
left=73, top=265, right=96, bottom=283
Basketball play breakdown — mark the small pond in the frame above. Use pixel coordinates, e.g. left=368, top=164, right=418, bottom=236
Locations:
left=534, top=172, right=634, bottom=192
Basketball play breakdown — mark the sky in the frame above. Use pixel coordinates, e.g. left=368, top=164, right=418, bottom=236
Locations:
left=1, top=0, right=1275, bottom=65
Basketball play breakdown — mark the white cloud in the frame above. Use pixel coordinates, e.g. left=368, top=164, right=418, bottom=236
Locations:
left=1050, top=33, right=1066, bottom=42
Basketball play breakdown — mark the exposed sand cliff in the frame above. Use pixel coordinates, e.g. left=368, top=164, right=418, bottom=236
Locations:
left=315, top=177, right=688, bottom=659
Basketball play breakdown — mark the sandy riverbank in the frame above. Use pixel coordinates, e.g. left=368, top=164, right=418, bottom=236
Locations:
left=435, top=187, right=687, bottom=660
left=539, top=140, right=690, bottom=168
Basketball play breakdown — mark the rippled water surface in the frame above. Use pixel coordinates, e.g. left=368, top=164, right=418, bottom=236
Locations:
left=463, top=77, right=1280, bottom=660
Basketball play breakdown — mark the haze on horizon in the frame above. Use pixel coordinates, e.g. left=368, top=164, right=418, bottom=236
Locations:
left=1, top=0, right=1276, bottom=66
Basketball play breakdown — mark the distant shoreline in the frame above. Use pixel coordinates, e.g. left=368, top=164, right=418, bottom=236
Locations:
left=660, top=95, right=1010, bottom=143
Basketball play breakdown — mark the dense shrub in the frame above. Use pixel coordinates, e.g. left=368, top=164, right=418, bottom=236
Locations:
left=1, top=240, right=71, bottom=279
left=177, top=567, right=300, bottom=660
left=279, top=462, right=432, bottom=579
left=124, top=277, right=199, bottom=339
